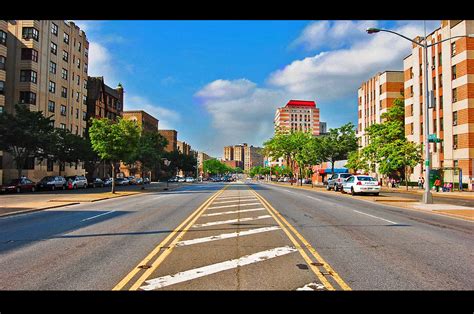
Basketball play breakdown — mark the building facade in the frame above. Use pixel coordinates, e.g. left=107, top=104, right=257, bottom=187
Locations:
left=0, top=20, right=8, bottom=184
left=233, top=144, right=245, bottom=163
left=120, top=110, right=159, bottom=179
left=404, top=20, right=474, bottom=187
left=357, top=71, right=404, bottom=148
left=86, top=77, right=123, bottom=123
left=274, top=100, right=320, bottom=135
left=159, top=129, right=178, bottom=152
left=223, top=145, right=234, bottom=161
left=177, top=140, right=191, bottom=155
left=2, top=20, right=89, bottom=183
left=222, top=159, right=243, bottom=170
left=197, top=151, right=212, bottom=176
left=244, top=145, right=263, bottom=170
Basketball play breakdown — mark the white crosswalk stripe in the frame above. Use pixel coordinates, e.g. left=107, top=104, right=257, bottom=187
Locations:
left=202, top=208, right=266, bottom=217
left=192, top=215, right=272, bottom=228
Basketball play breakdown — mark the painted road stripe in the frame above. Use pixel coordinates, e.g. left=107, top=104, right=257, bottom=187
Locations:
left=208, top=203, right=261, bottom=210
left=353, top=210, right=397, bottom=225
left=140, top=246, right=297, bottom=290
left=212, top=198, right=258, bottom=204
left=81, top=210, right=115, bottom=222
left=202, top=208, right=266, bottom=217
left=192, top=215, right=272, bottom=228
left=175, top=226, right=281, bottom=247
left=296, top=282, right=326, bottom=291
left=216, top=196, right=254, bottom=200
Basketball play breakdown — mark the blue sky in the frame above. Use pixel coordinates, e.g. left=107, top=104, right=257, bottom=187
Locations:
left=76, top=20, right=439, bottom=158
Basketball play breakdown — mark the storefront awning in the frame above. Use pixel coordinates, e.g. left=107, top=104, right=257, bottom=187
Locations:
left=318, top=168, right=348, bottom=174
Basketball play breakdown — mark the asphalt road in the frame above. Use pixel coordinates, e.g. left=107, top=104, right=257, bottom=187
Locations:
left=0, top=181, right=472, bottom=290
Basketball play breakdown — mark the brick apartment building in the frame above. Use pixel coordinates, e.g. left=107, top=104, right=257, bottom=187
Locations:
left=274, top=100, right=320, bottom=135
left=159, top=129, right=178, bottom=153
left=1, top=20, right=89, bottom=184
left=404, top=20, right=474, bottom=187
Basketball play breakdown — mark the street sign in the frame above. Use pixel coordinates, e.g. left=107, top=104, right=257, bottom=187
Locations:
left=428, top=134, right=443, bottom=143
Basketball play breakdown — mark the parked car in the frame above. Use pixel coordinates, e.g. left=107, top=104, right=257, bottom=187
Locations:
left=87, top=177, right=104, bottom=188
left=103, top=178, right=113, bottom=186
left=37, top=176, right=67, bottom=191
left=143, top=177, right=151, bottom=184
left=115, top=178, right=130, bottom=186
left=1, top=178, right=36, bottom=193
left=342, top=175, right=380, bottom=196
left=66, top=175, right=88, bottom=189
left=185, top=177, right=195, bottom=183
left=177, top=177, right=186, bottom=183
left=168, top=177, right=178, bottom=182
left=127, top=176, right=136, bottom=185
left=326, top=173, right=353, bottom=191
left=134, top=177, right=143, bottom=185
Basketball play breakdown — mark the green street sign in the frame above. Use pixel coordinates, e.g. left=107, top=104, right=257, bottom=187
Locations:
left=425, top=160, right=430, bottom=166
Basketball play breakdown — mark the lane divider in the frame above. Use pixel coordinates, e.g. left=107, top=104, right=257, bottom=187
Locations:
left=249, top=187, right=352, bottom=291
left=112, top=185, right=229, bottom=291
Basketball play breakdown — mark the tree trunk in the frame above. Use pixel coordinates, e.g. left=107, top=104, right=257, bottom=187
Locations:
left=111, top=162, right=116, bottom=194
left=299, top=165, right=303, bottom=186
left=58, top=162, right=62, bottom=177
left=405, top=166, right=408, bottom=191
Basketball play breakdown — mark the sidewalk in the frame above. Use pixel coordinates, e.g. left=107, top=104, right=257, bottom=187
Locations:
left=0, top=182, right=182, bottom=218
left=262, top=180, right=474, bottom=222
left=380, top=185, right=474, bottom=199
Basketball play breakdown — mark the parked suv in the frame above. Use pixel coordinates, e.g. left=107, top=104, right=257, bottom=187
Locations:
left=66, top=175, right=88, bottom=189
left=37, top=176, right=67, bottom=191
left=326, top=173, right=352, bottom=191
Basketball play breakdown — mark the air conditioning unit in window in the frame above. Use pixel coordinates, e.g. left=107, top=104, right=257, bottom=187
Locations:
left=453, top=97, right=457, bottom=102
left=453, top=120, right=457, bottom=126
left=431, top=65, right=436, bottom=69
left=453, top=144, right=457, bottom=149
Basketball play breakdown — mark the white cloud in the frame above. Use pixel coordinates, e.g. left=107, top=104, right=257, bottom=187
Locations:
left=195, top=79, right=289, bottom=149
left=87, top=41, right=121, bottom=87
left=291, top=20, right=379, bottom=51
left=125, top=95, right=181, bottom=130
left=269, top=22, right=435, bottom=103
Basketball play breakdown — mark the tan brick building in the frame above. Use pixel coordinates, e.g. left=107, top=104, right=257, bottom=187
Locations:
left=404, top=20, right=474, bottom=187
left=0, top=21, right=7, bottom=184
left=233, top=144, right=245, bottom=164
left=244, top=145, right=263, bottom=170
left=158, top=129, right=178, bottom=152
left=223, top=145, right=233, bottom=161
left=177, top=140, right=191, bottom=155
left=274, top=100, right=320, bottom=135
left=357, top=71, right=404, bottom=148
left=2, top=20, right=89, bottom=184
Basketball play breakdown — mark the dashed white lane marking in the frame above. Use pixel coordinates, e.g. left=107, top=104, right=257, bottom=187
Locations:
left=175, top=226, right=281, bottom=247
left=139, top=246, right=297, bottom=290
left=80, top=210, right=115, bottom=222
left=208, top=203, right=261, bottom=210
left=192, top=215, right=272, bottom=228
left=296, top=282, right=326, bottom=291
left=353, top=210, right=397, bottom=225
left=212, top=198, right=258, bottom=204
left=216, top=196, right=254, bottom=200
left=202, top=208, right=266, bottom=217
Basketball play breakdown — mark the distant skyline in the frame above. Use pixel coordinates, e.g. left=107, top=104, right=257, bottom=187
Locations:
left=76, top=20, right=440, bottom=158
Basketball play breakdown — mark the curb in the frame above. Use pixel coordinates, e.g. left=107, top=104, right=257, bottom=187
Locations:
left=0, top=202, right=80, bottom=218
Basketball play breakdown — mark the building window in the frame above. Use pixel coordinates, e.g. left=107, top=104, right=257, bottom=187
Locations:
left=83, top=111, right=87, bottom=121
left=84, top=63, right=88, bottom=73
left=432, top=55, right=435, bottom=68
left=49, top=61, right=56, bottom=74
left=420, top=83, right=423, bottom=95
left=20, top=70, right=37, bottom=84
left=61, top=87, right=67, bottom=98
left=438, top=52, right=442, bottom=66
left=440, top=95, right=443, bottom=109
left=379, top=85, right=382, bottom=95
left=75, top=108, right=79, bottom=119
left=23, top=157, right=35, bottom=170
left=85, top=47, right=88, bottom=57
left=49, top=81, right=56, bottom=93
left=0, top=55, right=5, bottom=70
left=48, top=100, right=55, bottom=113
left=75, top=91, right=80, bottom=102
left=452, top=88, right=458, bottom=102
left=50, top=42, right=57, bottom=55
left=78, top=42, right=82, bottom=52
left=61, top=68, right=68, bottom=80
left=77, top=75, right=80, bottom=86
left=419, top=63, right=423, bottom=76
left=439, top=74, right=443, bottom=87
left=83, top=95, right=87, bottom=105
left=451, top=41, right=457, bottom=57
left=0, top=30, right=6, bottom=46
left=51, top=23, right=58, bottom=36
left=433, top=119, right=437, bottom=132
left=83, top=79, right=87, bottom=90
left=410, top=86, right=414, bottom=97
left=21, top=48, right=39, bottom=62
left=453, top=135, right=458, bottom=149
left=432, top=76, right=436, bottom=90
left=410, top=67, right=414, bottom=79
left=77, top=59, right=80, bottom=69
left=453, top=111, right=458, bottom=126
left=454, top=160, right=459, bottom=168
left=410, top=123, right=414, bottom=135
left=63, top=32, right=69, bottom=44
left=440, top=118, right=444, bottom=131
left=452, top=65, right=457, bottom=80
left=0, top=81, right=4, bottom=95
left=47, top=159, right=54, bottom=172
left=19, top=91, right=36, bottom=105
left=75, top=125, right=79, bottom=135
left=22, top=27, right=39, bottom=41
left=63, top=50, right=68, bottom=62
left=60, top=105, right=67, bottom=116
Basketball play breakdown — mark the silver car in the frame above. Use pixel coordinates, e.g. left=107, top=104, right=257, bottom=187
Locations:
left=326, top=173, right=352, bottom=191
left=37, top=176, right=67, bottom=191
left=66, top=175, right=88, bottom=189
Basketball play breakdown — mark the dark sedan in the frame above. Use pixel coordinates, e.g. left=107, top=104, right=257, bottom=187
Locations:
left=1, top=178, right=37, bottom=193
left=87, top=177, right=104, bottom=188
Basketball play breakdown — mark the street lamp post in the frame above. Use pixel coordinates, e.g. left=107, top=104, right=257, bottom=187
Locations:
left=366, top=24, right=474, bottom=204
left=162, top=158, right=171, bottom=189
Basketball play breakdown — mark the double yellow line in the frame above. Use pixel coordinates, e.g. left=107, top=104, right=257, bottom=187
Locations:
left=249, top=187, right=351, bottom=291
left=113, top=185, right=229, bottom=291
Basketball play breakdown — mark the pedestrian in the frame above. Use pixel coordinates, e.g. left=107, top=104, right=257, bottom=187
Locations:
left=434, top=177, right=441, bottom=192
left=421, top=177, right=425, bottom=189
left=418, top=177, right=422, bottom=189
left=391, top=178, right=395, bottom=188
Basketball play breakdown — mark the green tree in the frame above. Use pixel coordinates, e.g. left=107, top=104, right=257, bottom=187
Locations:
left=128, top=131, right=168, bottom=181
left=203, top=159, right=230, bottom=176
left=345, top=150, right=369, bottom=174
left=0, top=104, right=55, bottom=178
left=88, top=118, right=140, bottom=193
left=314, top=123, right=358, bottom=175
left=47, top=128, right=85, bottom=176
